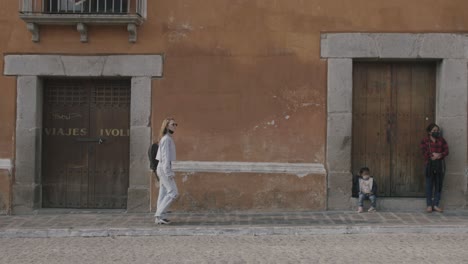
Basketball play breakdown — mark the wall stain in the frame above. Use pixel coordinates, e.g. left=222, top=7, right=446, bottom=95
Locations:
left=341, top=136, right=351, bottom=150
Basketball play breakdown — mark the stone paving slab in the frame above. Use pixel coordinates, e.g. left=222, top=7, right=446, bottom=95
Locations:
left=1, top=210, right=468, bottom=238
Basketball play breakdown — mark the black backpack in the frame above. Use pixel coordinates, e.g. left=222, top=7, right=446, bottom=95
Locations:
left=148, top=143, right=159, bottom=172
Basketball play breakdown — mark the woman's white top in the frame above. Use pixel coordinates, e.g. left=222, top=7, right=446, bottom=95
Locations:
left=156, top=134, right=177, bottom=177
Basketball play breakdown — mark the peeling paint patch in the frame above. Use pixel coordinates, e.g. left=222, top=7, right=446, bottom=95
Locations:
left=166, top=18, right=193, bottom=42
left=181, top=172, right=195, bottom=182
left=180, top=23, right=193, bottom=31
left=253, top=119, right=278, bottom=130
left=168, top=15, right=175, bottom=23
left=296, top=172, right=311, bottom=178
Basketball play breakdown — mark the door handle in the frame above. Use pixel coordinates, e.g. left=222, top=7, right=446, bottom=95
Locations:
left=76, top=137, right=107, bottom=144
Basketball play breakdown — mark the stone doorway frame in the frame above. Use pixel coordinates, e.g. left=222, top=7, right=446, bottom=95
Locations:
left=4, top=55, right=163, bottom=214
left=321, top=33, right=467, bottom=210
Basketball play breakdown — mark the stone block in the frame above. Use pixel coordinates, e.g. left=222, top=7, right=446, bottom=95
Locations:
left=15, top=128, right=41, bottom=184
left=321, top=33, right=378, bottom=58
left=348, top=198, right=427, bottom=211
left=419, top=34, right=466, bottom=59
left=437, top=117, right=467, bottom=173
left=4, top=55, right=64, bottom=76
left=130, top=77, right=152, bottom=127
left=61, top=56, right=107, bottom=76
left=438, top=59, right=468, bottom=118
left=322, top=33, right=466, bottom=59
left=126, top=187, right=150, bottom=212
left=103, top=55, right=163, bottom=77
left=376, top=198, right=426, bottom=211
left=327, top=59, right=353, bottom=113
left=327, top=172, right=353, bottom=210
left=374, top=34, right=421, bottom=58
left=129, top=126, right=151, bottom=186
left=4, top=55, right=163, bottom=77
left=16, top=76, right=42, bottom=130
left=442, top=173, right=467, bottom=209
left=12, top=183, right=41, bottom=214
left=327, top=113, right=352, bottom=172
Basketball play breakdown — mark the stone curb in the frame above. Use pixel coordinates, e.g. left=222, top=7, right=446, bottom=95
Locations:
left=2, top=225, right=468, bottom=238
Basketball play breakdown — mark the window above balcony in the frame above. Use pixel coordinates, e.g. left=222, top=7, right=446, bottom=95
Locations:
left=19, top=0, right=147, bottom=43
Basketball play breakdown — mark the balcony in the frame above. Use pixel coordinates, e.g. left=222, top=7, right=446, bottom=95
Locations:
left=19, top=0, right=146, bottom=42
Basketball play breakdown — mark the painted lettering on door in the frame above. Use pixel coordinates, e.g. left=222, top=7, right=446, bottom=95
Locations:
left=44, top=128, right=130, bottom=137
left=44, top=128, right=88, bottom=136
left=99, top=129, right=130, bottom=137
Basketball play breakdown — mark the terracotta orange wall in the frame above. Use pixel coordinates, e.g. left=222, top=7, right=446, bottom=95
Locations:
left=2, top=1, right=468, bottom=211
left=3, top=1, right=468, bottom=162
left=150, top=171, right=326, bottom=211
left=0, top=170, right=10, bottom=213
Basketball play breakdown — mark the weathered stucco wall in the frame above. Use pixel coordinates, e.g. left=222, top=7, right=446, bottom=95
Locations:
left=1, top=0, right=468, bottom=212
left=0, top=77, right=15, bottom=159
left=0, top=159, right=12, bottom=214
left=150, top=171, right=326, bottom=211
left=0, top=170, right=11, bottom=214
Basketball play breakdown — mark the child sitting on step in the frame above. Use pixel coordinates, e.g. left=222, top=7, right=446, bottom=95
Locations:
left=353, top=167, right=377, bottom=213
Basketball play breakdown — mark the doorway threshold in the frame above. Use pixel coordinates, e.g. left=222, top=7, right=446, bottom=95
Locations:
left=350, top=197, right=426, bottom=211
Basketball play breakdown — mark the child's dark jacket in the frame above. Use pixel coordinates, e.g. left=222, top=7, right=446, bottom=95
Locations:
left=352, top=175, right=377, bottom=198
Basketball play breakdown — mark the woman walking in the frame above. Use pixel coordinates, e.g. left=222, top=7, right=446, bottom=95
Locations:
left=420, top=123, right=449, bottom=213
left=155, top=117, right=179, bottom=224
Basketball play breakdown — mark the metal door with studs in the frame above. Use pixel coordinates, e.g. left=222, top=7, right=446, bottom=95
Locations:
left=42, top=78, right=130, bottom=208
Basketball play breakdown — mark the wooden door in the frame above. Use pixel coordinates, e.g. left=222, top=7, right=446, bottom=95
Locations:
left=42, top=78, right=130, bottom=208
left=352, top=62, right=436, bottom=197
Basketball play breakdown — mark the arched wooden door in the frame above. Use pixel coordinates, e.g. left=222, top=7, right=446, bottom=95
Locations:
left=352, top=62, right=436, bottom=197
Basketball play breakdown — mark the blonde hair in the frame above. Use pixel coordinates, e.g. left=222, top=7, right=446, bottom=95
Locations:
left=158, top=117, right=175, bottom=142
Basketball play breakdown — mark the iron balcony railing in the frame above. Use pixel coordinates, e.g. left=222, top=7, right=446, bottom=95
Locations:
left=19, top=0, right=145, bottom=42
left=20, top=0, right=143, bottom=16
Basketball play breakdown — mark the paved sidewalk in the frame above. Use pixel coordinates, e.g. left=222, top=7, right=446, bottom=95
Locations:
left=1, top=210, right=468, bottom=238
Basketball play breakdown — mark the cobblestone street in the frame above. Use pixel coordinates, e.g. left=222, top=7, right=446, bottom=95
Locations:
left=2, top=210, right=468, bottom=237
left=1, top=210, right=468, bottom=263
left=2, top=233, right=468, bottom=264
